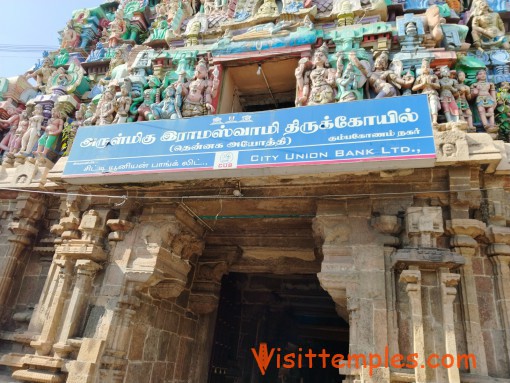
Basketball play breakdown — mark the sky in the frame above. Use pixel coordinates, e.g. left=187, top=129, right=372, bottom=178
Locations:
left=0, top=0, right=103, bottom=77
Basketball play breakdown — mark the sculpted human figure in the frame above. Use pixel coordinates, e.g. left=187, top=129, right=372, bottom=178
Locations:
left=349, top=51, right=413, bottom=99
left=456, top=71, right=474, bottom=130
left=7, top=111, right=29, bottom=155
left=295, top=43, right=336, bottom=106
left=438, top=66, right=460, bottom=122
left=108, top=9, right=127, bottom=48
left=471, top=69, right=497, bottom=133
left=26, top=58, right=56, bottom=91
left=61, top=21, right=80, bottom=49
left=97, top=89, right=117, bottom=125
left=471, top=0, right=509, bottom=50
left=113, top=84, right=132, bottom=124
left=137, top=76, right=162, bottom=121
left=412, top=59, right=441, bottom=124
left=17, top=104, right=44, bottom=156
left=181, top=59, right=219, bottom=117
left=0, top=109, right=22, bottom=152
left=150, top=86, right=182, bottom=120
left=35, top=107, right=64, bottom=157
left=254, top=0, right=279, bottom=17
left=337, top=62, right=361, bottom=102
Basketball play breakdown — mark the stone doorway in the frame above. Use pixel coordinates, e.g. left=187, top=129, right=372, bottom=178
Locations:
left=208, top=272, right=349, bottom=383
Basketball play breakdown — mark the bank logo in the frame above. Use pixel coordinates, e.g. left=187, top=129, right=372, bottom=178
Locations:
left=214, top=151, right=239, bottom=169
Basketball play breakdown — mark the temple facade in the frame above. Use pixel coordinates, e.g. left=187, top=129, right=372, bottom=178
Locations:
left=0, top=0, right=509, bottom=382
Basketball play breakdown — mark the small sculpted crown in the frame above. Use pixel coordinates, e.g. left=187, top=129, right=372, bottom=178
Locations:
left=315, top=42, right=329, bottom=58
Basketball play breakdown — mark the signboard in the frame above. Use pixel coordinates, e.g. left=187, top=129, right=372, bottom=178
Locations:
left=63, top=95, right=436, bottom=184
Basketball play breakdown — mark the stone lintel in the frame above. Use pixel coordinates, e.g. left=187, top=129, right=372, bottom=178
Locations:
left=392, top=248, right=465, bottom=271
left=55, top=243, right=106, bottom=262
left=12, top=369, right=64, bottom=383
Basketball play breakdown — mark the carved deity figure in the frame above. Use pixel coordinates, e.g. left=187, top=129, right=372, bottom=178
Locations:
left=336, top=56, right=366, bottom=103
left=113, top=84, right=133, bottom=124
left=471, top=69, right=497, bottom=134
left=17, top=104, right=44, bottom=156
left=63, top=104, right=86, bottom=156
left=412, top=59, right=441, bottom=124
left=108, top=9, right=127, bottom=48
left=26, top=58, right=56, bottom=91
left=438, top=66, right=460, bottom=122
left=35, top=107, right=64, bottom=157
left=349, top=51, right=413, bottom=99
left=150, top=85, right=182, bottom=120
left=61, top=21, right=81, bottom=49
left=181, top=59, right=219, bottom=117
left=254, top=0, right=279, bottom=18
left=7, top=111, right=29, bottom=155
left=0, top=109, right=22, bottom=152
left=97, top=89, right=117, bottom=125
left=455, top=71, right=474, bottom=131
left=471, top=0, right=509, bottom=50
left=86, top=42, right=106, bottom=62
left=137, top=76, right=162, bottom=121
left=295, top=44, right=336, bottom=106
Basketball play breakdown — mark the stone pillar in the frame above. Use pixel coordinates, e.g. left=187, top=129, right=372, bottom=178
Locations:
left=96, top=204, right=206, bottom=383
left=314, top=201, right=390, bottom=382
left=30, top=259, right=74, bottom=356
left=445, top=219, right=488, bottom=375
left=371, top=215, right=402, bottom=358
left=440, top=269, right=461, bottom=383
left=100, top=284, right=140, bottom=383
left=394, top=206, right=466, bottom=383
left=188, top=246, right=239, bottom=383
left=0, top=193, right=45, bottom=310
left=53, top=260, right=102, bottom=358
left=487, top=225, right=510, bottom=366
left=399, top=267, right=426, bottom=383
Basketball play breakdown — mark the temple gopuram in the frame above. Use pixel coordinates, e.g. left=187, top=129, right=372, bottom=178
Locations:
left=0, top=0, right=509, bottom=382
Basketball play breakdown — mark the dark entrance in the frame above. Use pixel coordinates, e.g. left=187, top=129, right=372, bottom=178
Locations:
left=208, top=273, right=349, bottom=383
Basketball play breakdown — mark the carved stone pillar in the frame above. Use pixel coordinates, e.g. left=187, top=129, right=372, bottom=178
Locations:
left=445, top=219, right=488, bottom=375
left=399, top=267, right=426, bottom=383
left=96, top=204, right=205, bottom=383
left=53, top=260, right=102, bottom=358
left=487, top=225, right=510, bottom=366
left=30, top=259, right=74, bottom=356
left=394, top=206, right=465, bottom=383
left=314, top=205, right=390, bottom=382
left=372, top=215, right=402, bottom=358
left=188, top=247, right=239, bottom=383
left=0, top=193, right=45, bottom=309
left=440, top=269, right=461, bottom=383
left=100, top=284, right=140, bottom=383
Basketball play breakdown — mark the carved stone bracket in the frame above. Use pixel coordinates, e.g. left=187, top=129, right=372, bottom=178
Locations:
left=445, top=218, right=486, bottom=256
left=189, top=246, right=241, bottom=315
left=371, top=214, right=403, bottom=247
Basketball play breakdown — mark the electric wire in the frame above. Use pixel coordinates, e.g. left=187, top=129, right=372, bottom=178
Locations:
left=0, top=186, right=506, bottom=201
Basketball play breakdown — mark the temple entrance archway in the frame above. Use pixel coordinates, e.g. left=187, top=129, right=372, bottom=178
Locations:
left=208, top=272, right=349, bottom=383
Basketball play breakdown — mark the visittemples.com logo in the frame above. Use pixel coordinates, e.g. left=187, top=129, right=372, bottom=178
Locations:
left=251, top=343, right=476, bottom=377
